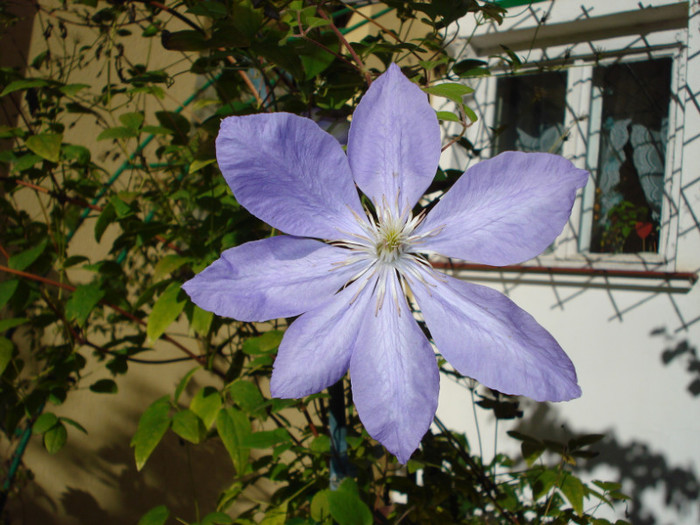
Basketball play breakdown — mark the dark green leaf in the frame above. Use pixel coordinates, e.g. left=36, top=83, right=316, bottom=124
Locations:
left=65, top=282, right=105, bottom=326
left=97, top=126, right=138, bottom=141
left=8, top=238, right=48, bottom=271
left=0, top=318, right=28, bottom=333
left=131, top=396, right=171, bottom=471
left=310, top=490, right=331, bottom=522
left=0, top=280, right=19, bottom=308
left=138, top=505, right=169, bottom=525
left=0, top=79, right=50, bottom=97
left=0, top=337, right=13, bottom=376
left=153, top=254, right=192, bottom=281
left=89, top=378, right=118, bottom=394
left=95, top=202, right=116, bottom=242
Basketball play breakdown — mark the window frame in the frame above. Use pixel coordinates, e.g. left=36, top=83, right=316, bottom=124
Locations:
left=457, top=22, right=688, bottom=273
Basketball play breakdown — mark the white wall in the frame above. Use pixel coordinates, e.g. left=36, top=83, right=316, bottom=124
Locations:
left=437, top=1, right=700, bottom=523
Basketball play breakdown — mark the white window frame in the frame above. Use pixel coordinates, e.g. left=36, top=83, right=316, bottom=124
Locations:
left=447, top=11, right=688, bottom=273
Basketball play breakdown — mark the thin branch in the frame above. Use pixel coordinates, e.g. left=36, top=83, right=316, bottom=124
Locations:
left=0, top=264, right=204, bottom=367
left=318, top=9, right=371, bottom=85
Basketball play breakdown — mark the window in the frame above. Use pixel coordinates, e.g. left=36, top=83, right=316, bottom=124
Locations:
left=455, top=4, right=688, bottom=270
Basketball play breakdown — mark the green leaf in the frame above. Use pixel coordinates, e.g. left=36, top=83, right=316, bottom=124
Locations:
left=174, top=366, right=200, bottom=403
left=424, top=82, right=474, bottom=105
left=188, top=158, right=216, bottom=174
left=97, top=126, right=138, bottom=141
left=8, top=238, right=48, bottom=271
left=216, top=407, right=251, bottom=474
left=436, top=110, right=461, bottom=122
left=33, top=412, right=59, bottom=434
left=138, top=505, right=169, bottom=525
left=0, top=280, right=19, bottom=308
left=119, top=111, right=144, bottom=130
left=89, top=378, right=118, bottom=394
left=59, top=83, right=90, bottom=96
left=172, top=409, right=206, bottom=444
left=190, top=386, right=222, bottom=429
left=242, top=428, right=290, bottom=449
left=131, top=396, right=171, bottom=471
left=0, top=318, right=28, bottom=333
left=242, top=331, right=283, bottom=355
left=462, top=104, right=478, bottom=123
left=310, top=490, right=331, bottom=522
left=327, top=480, right=372, bottom=525
left=11, top=153, right=42, bottom=172
left=44, top=423, right=67, bottom=454
left=147, top=282, right=187, bottom=342
left=228, top=379, right=264, bottom=410
left=95, top=202, right=116, bottom=242
left=25, top=133, right=62, bottom=163
left=0, top=337, right=13, bottom=376
left=191, top=306, right=213, bottom=337
left=59, top=417, right=88, bottom=434
left=153, top=254, right=192, bottom=281
left=161, top=30, right=209, bottom=51
left=0, top=78, right=49, bottom=97
left=65, top=282, right=105, bottom=326
left=560, top=473, right=585, bottom=516
left=260, top=501, right=288, bottom=525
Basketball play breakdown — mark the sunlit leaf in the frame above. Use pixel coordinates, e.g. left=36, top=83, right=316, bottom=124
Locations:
left=26, top=133, right=62, bottom=162
left=216, top=407, right=251, bottom=474
left=147, top=282, right=186, bottom=342
left=131, top=396, right=171, bottom=471
left=44, top=423, right=67, bottom=454
left=172, top=409, right=206, bottom=444
left=190, top=386, right=222, bottom=429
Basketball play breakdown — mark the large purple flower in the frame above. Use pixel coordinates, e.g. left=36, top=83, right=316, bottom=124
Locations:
left=183, top=64, right=588, bottom=463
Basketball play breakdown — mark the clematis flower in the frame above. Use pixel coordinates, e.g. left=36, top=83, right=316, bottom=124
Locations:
left=183, top=64, right=588, bottom=463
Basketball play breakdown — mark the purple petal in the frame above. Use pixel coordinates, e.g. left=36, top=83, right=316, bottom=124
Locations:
left=350, top=272, right=439, bottom=463
left=216, top=113, right=365, bottom=240
left=412, top=272, right=581, bottom=402
left=182, top=236, right=359, bottom=322
left=347, top=63, right=441, bottom=210
left=418, top=152, right=588, bottom=266
left=270, top=278, right=374, bottom=398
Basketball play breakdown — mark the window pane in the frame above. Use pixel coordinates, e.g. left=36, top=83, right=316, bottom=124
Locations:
left=494, top=71, right=568, bottom=154
left=589, top=58, right=671, bottom=254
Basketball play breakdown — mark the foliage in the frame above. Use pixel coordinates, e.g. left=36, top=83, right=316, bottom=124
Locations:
left=0, top=0, right=628, bottom=523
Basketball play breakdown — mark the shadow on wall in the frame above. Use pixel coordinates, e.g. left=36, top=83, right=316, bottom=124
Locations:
left=517, top=403, right=700, bottom=525
left=652, top=326, right=700, bottom=398
left=3, top=374, right=247, bottom=525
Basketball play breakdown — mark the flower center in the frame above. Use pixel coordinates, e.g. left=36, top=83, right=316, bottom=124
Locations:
left=375, top=215, right=410, bottom=264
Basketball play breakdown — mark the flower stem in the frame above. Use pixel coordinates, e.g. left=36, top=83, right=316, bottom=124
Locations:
left=328, top=380, right=349, bottom=490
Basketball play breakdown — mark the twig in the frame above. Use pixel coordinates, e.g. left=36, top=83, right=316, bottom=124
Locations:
left=318, top=9, right=371, bottom=85
left=0, top=264, right=204, bottom=366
